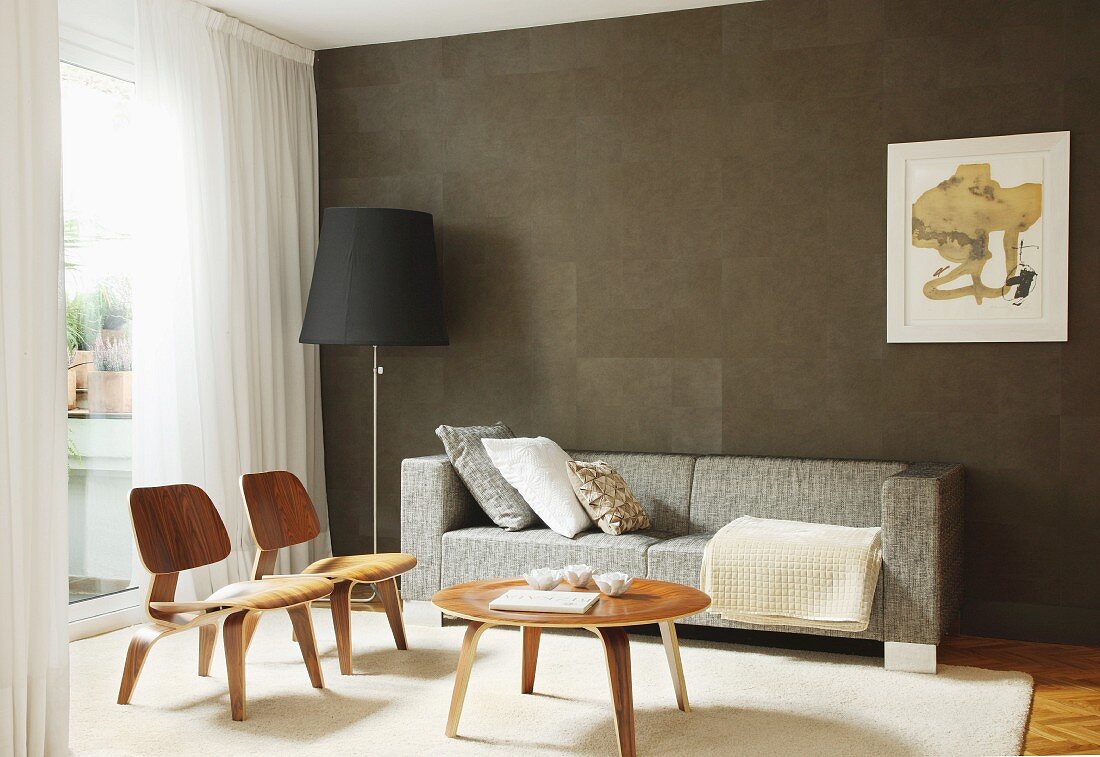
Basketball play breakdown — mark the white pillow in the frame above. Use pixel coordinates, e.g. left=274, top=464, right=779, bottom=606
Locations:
left=481, top=437, right=592, bottom=538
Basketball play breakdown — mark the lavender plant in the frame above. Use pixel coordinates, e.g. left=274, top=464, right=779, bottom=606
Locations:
left=93, top=336, right=132, bottom=372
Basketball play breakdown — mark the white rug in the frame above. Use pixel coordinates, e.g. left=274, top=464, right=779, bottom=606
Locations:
left=71, top=610, right=1032, bottom=756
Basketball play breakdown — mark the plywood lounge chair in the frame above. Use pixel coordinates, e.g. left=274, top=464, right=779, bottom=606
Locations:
left=240, top=471, right=416, bottom=674
left=119, top=483, right=334, bottom=720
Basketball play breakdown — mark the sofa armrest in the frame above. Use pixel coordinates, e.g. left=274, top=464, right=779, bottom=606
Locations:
left=400, top=454, right=477, bottom=601
left=881, top=463, right=964, bottom=645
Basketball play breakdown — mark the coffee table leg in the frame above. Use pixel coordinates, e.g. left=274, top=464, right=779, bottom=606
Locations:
left=659, top=620, right=689, bottom=712
left=521, top=626, right=541, bottom=694
left=591, top=626, right=636, bottom=757
left=446, top=620, right=490, bottom=737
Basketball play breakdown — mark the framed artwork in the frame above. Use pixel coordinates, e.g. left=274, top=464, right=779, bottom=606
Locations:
left=886, top=131, right=1070, bottom=343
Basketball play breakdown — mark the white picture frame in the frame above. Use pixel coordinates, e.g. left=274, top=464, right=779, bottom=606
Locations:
left=886, top=131, right=1070, bottom=343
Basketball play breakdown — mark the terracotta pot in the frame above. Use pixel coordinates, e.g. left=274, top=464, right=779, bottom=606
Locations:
left=67, top=369, right=77, bottom=411
left=71, top=349, right=93, bottom=389
left=87, top=370, right=132, bottom=414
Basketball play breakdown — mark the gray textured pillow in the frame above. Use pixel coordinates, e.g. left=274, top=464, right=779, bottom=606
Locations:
left=435, top=422, right=539, bottom=531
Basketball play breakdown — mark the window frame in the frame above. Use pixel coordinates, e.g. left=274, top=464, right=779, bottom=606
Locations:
left=60, top=18, right=143, bottom=637
left=60, top=23, right=134, bottom=83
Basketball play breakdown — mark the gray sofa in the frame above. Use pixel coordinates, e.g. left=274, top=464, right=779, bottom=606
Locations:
left=400, top=450, right=963, bottom=671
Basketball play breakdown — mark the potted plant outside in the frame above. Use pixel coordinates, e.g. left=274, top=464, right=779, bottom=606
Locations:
left=66, top=351, right=81, bottom=410
left=87, top=336, right=132, bottom=414
left=66, top=290, right=101, bottom=390
left=94, top=276, right=131, bottom=345
left=67, top=359, right=77, bottom=411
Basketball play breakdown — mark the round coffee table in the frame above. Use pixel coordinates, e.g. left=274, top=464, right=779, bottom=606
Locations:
left=433, top=577, right=711, bottom=757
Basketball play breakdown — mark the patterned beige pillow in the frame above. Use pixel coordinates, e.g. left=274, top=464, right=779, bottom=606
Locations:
left=567, top=460, right=651, bottom=535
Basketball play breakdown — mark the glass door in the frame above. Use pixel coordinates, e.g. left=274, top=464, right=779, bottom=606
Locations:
left=61, top=61, right=141, bottom=623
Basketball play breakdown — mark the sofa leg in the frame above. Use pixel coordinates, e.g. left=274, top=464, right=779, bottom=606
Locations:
left=404, top=600, right=443, bottom=627
left=884, top=642, right=937, bottom=673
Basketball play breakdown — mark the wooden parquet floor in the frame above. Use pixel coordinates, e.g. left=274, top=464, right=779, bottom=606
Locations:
left=940, top=635, right=1100, bottom=755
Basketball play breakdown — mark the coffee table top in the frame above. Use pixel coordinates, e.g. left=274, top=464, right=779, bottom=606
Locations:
left=432, top=578, right=711, bottom=628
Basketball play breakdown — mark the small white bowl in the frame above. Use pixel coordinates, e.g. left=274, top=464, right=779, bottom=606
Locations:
left=560, top=563, right=595, bottom=588
left=523, top=568, right=562, bottom=591
left=593, top=572, right=634, bottom=597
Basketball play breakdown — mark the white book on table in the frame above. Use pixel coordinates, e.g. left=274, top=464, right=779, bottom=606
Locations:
left=489, top=589, right=600, bottom=614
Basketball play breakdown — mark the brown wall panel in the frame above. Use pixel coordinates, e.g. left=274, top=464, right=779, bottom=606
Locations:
left=315, top=0, right=1100, bottom=642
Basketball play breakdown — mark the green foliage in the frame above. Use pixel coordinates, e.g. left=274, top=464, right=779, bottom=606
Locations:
left=63, top=218, right=83, bottom=252
left=68, top=430, right=81, bottom=461
left=67, top=426, right=83, bottom=477
left=65, top=275, right=132, bottom=351
left=96, top=276, right=131, bottom=330
left=66, top=290, right=102, bottom=351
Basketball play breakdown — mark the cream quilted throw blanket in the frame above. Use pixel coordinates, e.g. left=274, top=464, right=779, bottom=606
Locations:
left=700, top=516, right=882, bottom=632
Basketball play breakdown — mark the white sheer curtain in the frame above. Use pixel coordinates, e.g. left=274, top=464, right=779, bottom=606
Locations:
left=132, top=0, right=329, bottom=599
left=0, top=0, right=70, bottom=753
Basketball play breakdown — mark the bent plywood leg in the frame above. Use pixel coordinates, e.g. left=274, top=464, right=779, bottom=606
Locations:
left=199, top=623, right=218, bottom=677
left=223, top=610, right=252, bottom=721
left=376, top=578, right=408, bottom=651
left=117, top=624, right=168, bottom=704
left=287, top=603, right=325, bottom=689
left=521, top=625, right=541, bottom=694
left=242, top=611, right=262, bottom=654
left=593, top=626, right=636, bottom=757
left=329, top=581, right=354, bottom=675
left=659, top=620, right=689, bottom=711
left=248, top=550, right=276, bottom=646
left=445, top=621, right=490, bottom=738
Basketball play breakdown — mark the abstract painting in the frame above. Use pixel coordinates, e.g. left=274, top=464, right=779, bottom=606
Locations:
left=887, top=132, right=1069, bottom=342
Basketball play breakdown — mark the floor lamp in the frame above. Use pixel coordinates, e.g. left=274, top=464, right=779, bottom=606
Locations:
left=300, top=207, right=448, bottom=558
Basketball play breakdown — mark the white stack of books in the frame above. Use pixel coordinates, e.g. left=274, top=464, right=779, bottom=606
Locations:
left=488, top=589, right=600, bottom=614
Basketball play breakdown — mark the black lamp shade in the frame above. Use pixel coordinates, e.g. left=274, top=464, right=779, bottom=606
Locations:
left=300, top=207, right=448, bottom=346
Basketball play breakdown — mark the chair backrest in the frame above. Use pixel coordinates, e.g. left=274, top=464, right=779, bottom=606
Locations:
left=129, top=484, right=232, bottom=575
left=240, top=471, right=320, bottom=551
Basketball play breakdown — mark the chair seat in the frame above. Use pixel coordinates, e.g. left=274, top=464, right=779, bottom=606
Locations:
left=205, top=577, right=333, bottom=610
left=301, top=552, right=417, bottom=583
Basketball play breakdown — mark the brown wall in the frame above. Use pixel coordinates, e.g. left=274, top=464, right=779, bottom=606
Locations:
left=315, top=0, right=1100, bottom=644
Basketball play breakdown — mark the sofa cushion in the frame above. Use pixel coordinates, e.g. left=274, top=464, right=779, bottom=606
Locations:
left=646, top=534, right=712, bottom=588
left=436, top=422, right=538, bottom=531
left=689, top=456, right=907, bottom=534
left=440, top=526, right=668, bottom=588
left=645, top=535, right=711, bottom=624
left=568, top=460, right=651, bottom=535
left=483, top=437, right=592, bottom=538
left=568, top=450, right=694, bottom=535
